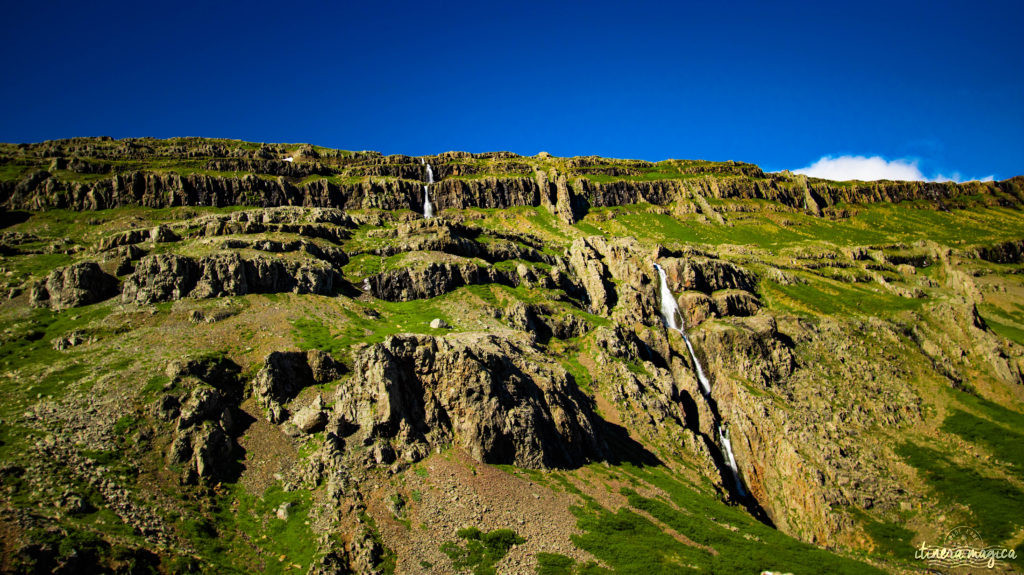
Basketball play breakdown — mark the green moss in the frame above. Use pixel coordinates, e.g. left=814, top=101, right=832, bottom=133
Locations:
left=0, top=161, right=38, bottom=182
left=535, top=553, right=578, bottom=574
left=291, top=317, right=347, bottom=356
left=978, top=312, right=1024, bottom=345
left=557, top=348, right=595, bottom=394
left=200, top=483, right=318, bottom=574
left=343, top=253, right=384, bottom=280
left=0, top=304, right=115, bottom=418
left=440, top=527, right=525, bottom=575
left=572, top=201, right=1024, bottom=252
left=848, top=507, right=915, bottom=557
left=141, top=374, right=171, bottom=398
left=291, top=297, right=456, bottom=363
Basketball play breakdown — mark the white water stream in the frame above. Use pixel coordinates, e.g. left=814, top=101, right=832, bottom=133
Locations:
left=654, top=264, right=710, bottom=395
left=654, top=263, right=746, bottom=496
left=423, top=162, right=434, bottom=219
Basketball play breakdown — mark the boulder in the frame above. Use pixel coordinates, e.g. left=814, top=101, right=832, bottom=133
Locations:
left=29, top=262, right=118, bottom=310
left=290, top=396, right=327, bottom=435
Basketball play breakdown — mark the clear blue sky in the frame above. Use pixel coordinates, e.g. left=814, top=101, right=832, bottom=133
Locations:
left=1, top=1, right=1021, bottom=180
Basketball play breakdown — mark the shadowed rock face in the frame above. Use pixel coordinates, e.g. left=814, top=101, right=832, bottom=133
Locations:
left=159, top=356, right=247, bottom=485
left=336, top=333, right=609, bottom=469
left=29, top=262, right=117, bottom=310
left=977, top=239, right=1024, bottom=263
left=120, top=253, right=339, bottom=304
left=659, top=257, right=758, bottom=294
left=364, top=262, right=522, bottom=302
left=253, top=350, right=344, bottom=423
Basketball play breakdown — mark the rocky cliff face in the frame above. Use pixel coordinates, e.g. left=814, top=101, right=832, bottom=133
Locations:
left=121, top=253, right=339, bottom=304
left=158, top=356, right=246, bottom=485
left=254, top=350, right=344, bottom=423
left=335, top=333, right=608, bottom=469
left=4, top=137, right=1021, bottom=215
left=365, top=261, right=521, bottom=302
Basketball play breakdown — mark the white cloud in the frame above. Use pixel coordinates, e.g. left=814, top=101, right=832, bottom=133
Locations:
left=793, top=155, right=925, bottom=181
left=792, top=155, right=994, bottom=183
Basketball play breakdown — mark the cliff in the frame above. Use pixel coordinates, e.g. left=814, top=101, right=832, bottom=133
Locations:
left=2, top=137, right=1021, bottom=214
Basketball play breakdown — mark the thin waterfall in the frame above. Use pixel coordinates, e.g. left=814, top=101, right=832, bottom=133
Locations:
left=654, top=262, right=746, bottom=497
left=719, top=425, right=745, bottom=496
left=654, top=264, right=710, bottom=396
left=423, top=162, right=434, bottom=219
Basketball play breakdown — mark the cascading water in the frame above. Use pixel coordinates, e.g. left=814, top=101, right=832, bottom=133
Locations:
left=423, top=162, right=435, bottom=219
left=654, top=264, right=711, bottom=396
left=719, top=425, right=745, bottom=496
left=654, top=262, right=746, bottom=497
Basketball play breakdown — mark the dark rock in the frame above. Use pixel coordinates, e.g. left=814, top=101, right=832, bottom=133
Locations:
left=366, top=261, right=519, bottom=302
left=977, top=239, right=1024, bottom=263
left=29, top=262, right=117, bottom=310
left=254, top=350, right=344, bottom=423
left=121, top=253, right=339, bottom=304
left=336, top=333, right=608, bottom=468
left=713, top=290, right=762, bottom=317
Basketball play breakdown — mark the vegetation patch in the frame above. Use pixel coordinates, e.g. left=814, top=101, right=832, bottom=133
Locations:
left=440, top=527, right=525, bottom=575
left=566, top=465, right=884, bottom=574
left=942, top=409, right=1024, bottom=480
left=898, top=442, right=1024, bottom=544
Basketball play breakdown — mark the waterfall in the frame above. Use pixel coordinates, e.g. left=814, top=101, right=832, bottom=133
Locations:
left=654, top=263, right=681, bottom=330
left=654, top=262, right=745, bottom=498
left=423, top=163, right=435, bottom=219
left=654, top=264, right=711, bottom=396
left=719, top=425, right=747, bottom=496
left=682, top=335, right=712, bottom=397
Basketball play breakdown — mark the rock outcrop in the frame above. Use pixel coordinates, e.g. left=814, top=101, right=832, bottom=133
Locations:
left=503, top=301, right=591, bottom=342
left=976, top=239, right=1024, bottom=263
left=121, top=253, right=339, bottom=304
left=659, top=256, right=758, bottom=294
left=29, top=262, right=118, bottom=310
left=567, top=238, right=615, bottom=315
left=334, top=333, right=608, bottom=468
left=364, top=222, right=556, bottom=266
left=158, top=356, right=245, bottom=484
left=696, top=316, right=922, bottom=545
left=364, top=260, right=521, bottom=302
left=253, top=350, right=344, bottom=423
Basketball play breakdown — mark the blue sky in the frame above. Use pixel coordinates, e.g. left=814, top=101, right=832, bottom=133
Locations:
left=1, top=1, right=1021, bottom=180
